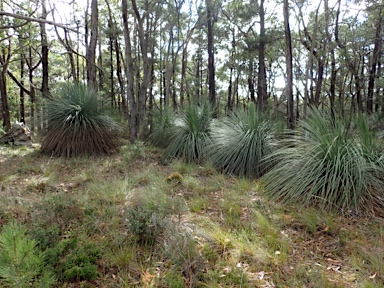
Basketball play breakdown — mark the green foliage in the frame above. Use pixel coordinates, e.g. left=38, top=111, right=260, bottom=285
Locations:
left=162, top=101, right=214, bottom=163
left=43, top=235, right=101, bottom=282
left=0, top=221, right=56, bottom=287
left=41, top=82, right=121, bottom=157
left=209, top=103, right=276, bottom=178
left=124, top=188, right=180, bottom=245
left=60, top=242, right=101, bottom=281
left=161, top=228, right=206, bottom=287
left=147, top=107, right=175, bottom=148
left=262, top=109, right=384, bottom=214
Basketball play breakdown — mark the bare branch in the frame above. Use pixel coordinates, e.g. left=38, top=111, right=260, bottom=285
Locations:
left=0, top=11, right=77, bottom=33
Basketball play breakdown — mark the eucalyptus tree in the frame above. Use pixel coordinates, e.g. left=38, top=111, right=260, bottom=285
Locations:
left=206, top=0, right=216, bottom=111
left=283, top=0, right=294, bottom=128
left=365, top=0, right=383, bottom=113
left=40, top=0, right=50, bottom=99
left=85, top=0, right=99, bottom=89
left=0, top=11, right=11, bottom=130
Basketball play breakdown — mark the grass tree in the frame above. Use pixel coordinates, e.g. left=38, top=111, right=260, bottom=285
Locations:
left=147, top=107, right=175, bottom=148
left=161, top=101, right=214, bottom=163
left=262, top=109, right=384, bottom=216
left=209, top=103, right=276, bottom=178
left=41, top=83, right=121, bottom=157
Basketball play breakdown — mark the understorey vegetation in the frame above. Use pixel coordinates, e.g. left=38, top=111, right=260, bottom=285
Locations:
left=0, top=109, right=383, bottom=286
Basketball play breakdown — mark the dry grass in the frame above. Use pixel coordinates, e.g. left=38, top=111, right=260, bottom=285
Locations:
left=0, top=143, right=382, bottom=287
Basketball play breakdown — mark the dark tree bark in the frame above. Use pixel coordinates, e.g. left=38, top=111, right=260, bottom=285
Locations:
left=257, top=0, right=268, bottom=112
left=206, top=0, right=216, bottom=111
left=19, top=57, right=25, bottom=123
left=284, top=0, right=294, bottom=129
left=40, top=0, right=50, bottom=98
left=367, top=11, right=382, bottom=113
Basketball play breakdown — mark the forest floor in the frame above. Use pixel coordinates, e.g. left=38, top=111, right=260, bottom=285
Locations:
left=0, top=142, right=383, bottom=287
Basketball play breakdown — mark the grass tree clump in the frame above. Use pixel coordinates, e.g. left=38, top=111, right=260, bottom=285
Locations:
left=262, top=109, right=384, bottom=215
left=41, top=83, right=121, bottom=157
left=209, top=103, right=276, bottom=178
left=147, top=107, right=175, bottom=148
left=162, top=101, right=214, bottom=163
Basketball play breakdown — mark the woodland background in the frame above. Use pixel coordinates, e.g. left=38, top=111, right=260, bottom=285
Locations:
left=0, top=0, right=382, bottom=139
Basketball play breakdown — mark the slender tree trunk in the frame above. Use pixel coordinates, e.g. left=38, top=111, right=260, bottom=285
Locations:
left=284, top=0, right=294, bottom=129
left=330, top=49, right=336, bottom=119
left=248, top=61, right=256, bottom=104
left=0, top=72, right=10, bottom=130
left=122, top=0, right=137, bottom=142
left=131, top=0, right=153, bottom=136
left=20, top=58, right=25, bottom=123
left=257, top=0, right=268, bottom=112
left=86, top=0, right=98, bottom=90
left=206, top=0, right=216, bottom=111
left=40, top=0, right=50, bottom=98
left=367, top=12, right=382, bottom=113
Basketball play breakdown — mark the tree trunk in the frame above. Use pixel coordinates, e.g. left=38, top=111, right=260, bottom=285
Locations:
left=257, top=0, right=268, bottom=112
left=248, top=61, right=256, bottom=104
left=40, top=0, right=50, bottom=98
left=206, top=0, right=216, bottom=111
left=0, top=72, right=10, bottom=130
left=284, top=0, right=294, bottom=129
left=122, top=0, right=137, bottom=142
left=86, top=0, right=98, bottom=90
left=20, top=57, right=25, bottom=123
left=367, top=12, right=382, bottom=113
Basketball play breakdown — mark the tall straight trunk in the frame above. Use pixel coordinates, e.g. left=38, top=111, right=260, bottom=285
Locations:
left=257, top=0, right=268, bottom=112
left=367, top=13, right=382, bottom=113
left=131, top=0, right=153, bottom=135
left=164, top=29, right=173, bottom=108
left=40, top=0, right=50, bottom=98
left=0, top=72, right=10, bottom=130
left=206, top=0, right=216, bottom=110
left=330, top=49, right=336, bottom=119
left=284, top=0, right=294, bottom=129
left=86, top=0, right=98, bottom=89
left=376, top=59, right=382, bottom=112
left=122, top=0, right=137, bottom=142
left=28, top=47, right=36, bottom=131
left=20, top=57, right=25, bottom=123
left=248, top=61, right=256, bottom=104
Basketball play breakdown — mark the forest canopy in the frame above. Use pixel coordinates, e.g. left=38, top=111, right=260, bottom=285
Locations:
left=0, top=0, right=382, bottom=140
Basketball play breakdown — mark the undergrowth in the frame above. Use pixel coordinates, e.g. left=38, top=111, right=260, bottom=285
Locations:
left=0, top=144, right=382, bottom=287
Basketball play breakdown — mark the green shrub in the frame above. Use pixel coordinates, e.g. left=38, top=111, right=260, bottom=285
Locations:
left=162, top=228, right=206, bottom=286
left=44, top=236, right=101, bottom=282
left=162, top=101, right=214, bottom=163
left=209, top=103, right=276, bottom=178
left=41, top=82, right=121, bottom=157
left=262, top=109, right=384, bottom=215
left=60, top=242, right=101, bottom=281
left=0, top=222, right=56, bottom=287
left=125, top=188, right=178, bottom=245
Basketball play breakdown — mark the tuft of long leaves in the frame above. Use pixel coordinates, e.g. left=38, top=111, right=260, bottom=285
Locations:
left=147, top=107, right=175, bottom=148
left=262, top=109, right=384, bottom=215
left=209, top=103, right=276, bottom=178
left=162, top=101, right=214, bottom=163
left=41, top=83, right=121, bottom=157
